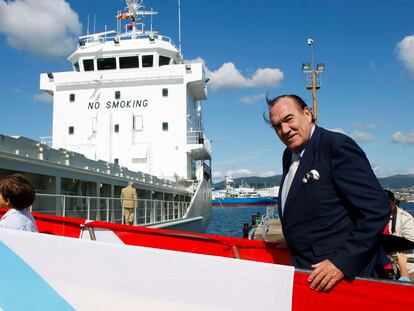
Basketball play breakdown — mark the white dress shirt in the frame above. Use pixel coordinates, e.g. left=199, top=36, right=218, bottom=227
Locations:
left=281, top=125, right=315, bottom=215
left=0, top=208, right=38, bottom=232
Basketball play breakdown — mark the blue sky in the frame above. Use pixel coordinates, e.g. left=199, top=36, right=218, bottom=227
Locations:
left=0, top=0, right=413, bottom=182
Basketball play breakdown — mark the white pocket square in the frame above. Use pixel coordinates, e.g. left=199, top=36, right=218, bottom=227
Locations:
left=302, top=169, right=320, bottom=183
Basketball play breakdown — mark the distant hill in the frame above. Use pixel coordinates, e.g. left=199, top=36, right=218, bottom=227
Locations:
left=213, top=174, right=414, bottom=189
left=378, top=174, right=414, bottom=188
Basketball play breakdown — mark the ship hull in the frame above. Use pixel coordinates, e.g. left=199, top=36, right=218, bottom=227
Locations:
left=212, top=196, right=277, bottom=206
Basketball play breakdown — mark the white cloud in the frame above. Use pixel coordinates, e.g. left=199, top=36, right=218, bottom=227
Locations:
left=327, top=128, right=376, bottom=142
left=250, top=68, right=284, bottom=89
left=212, top=168, right=279, bottom=183
left=392, top=130, right=414, bottom=144
left=190, top=58, right=283, bottom=91
left=370, top=161, right=380, bottom=175
left=328, top=128, right=348, bottom=135
left=351, top=130, right=376, bottom=142
left=226, top=169, right=253, bottom=179
left=208, top=62, right=248, bottom=90
left=258, top=170, right=276, bottom=178
left=212, top=170, right=224, bottom=180
left=33, top=92, right=52, bottom=103
left=352, top=122, right=379, bottom=130
left=397, top=34, right=414, bottom=76
left=240, top=93, right=266, bottom=104
left=0, top=0, right=82, bottom=58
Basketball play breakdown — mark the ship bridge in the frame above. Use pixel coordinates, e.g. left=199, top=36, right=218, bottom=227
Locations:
left=67, top=31, right=181, bottom=74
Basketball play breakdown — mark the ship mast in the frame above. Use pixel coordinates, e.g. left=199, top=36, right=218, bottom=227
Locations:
left=116, top=0, right=158, bottom=36
left=301, top=38, right=325, bottom=123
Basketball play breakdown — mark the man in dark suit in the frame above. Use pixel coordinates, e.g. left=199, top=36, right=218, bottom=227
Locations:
left=268, top=94, right=389, bottom=292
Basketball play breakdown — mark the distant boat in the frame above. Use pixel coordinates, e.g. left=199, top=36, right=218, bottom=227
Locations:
left=212, top=176, right=278, bottom=206
left=212, top=196, right=277, bottom=206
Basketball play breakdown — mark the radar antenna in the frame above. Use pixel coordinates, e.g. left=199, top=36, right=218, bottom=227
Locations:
left=116, top=0, right=158, bottom=35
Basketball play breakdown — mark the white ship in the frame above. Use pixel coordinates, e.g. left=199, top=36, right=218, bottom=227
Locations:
left=0, top=0, right=212, bottom=233
left=212, top=176, right=278, bottom=206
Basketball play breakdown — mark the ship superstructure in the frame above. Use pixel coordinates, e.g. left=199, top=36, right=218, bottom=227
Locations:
left=40, top=0, right=210, bottom=182
left=0, top=0, right=211, bottom=233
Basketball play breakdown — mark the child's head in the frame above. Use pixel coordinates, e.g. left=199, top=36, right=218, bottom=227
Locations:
left=0, top=174, right=35, bottom=210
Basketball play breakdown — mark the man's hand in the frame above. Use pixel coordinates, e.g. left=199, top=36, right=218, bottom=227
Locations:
left=308, top=259, right=344, bottom=292
left=396, top=253, right=409, bottom=278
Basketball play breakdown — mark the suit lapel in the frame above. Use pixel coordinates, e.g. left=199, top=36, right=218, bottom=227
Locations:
left=282, top=126, right=320, bottom=220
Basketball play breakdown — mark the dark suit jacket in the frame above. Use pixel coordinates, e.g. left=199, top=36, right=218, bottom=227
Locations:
left=278, top=126, right=389, bottom=279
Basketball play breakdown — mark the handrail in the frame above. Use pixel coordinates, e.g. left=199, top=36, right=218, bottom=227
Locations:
left=32, top=193, right=189, bottom=227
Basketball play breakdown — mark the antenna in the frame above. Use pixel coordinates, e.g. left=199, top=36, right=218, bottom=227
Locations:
left=116, top=10, right=121, bottom=33
left=150, top=7, right=153, bottom=33
left=87, top=14, right=90, bottom=36
left=93, top=15, right=96, bottom=34
left=178, top=0, right=182, bottom=54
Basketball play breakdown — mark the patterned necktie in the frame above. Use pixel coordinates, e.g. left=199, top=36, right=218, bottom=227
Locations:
left=281, top=153, right=300, bottom=215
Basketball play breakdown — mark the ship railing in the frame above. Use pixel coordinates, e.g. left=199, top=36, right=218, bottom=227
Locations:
left=79, top=30, right=175, bottom=48
left=187, top=131, right=212, bottom=153
left=33, top=194, right=189, bottom=226
left=257, top=206, right=279, bottom=241
left=39, top=136, right=52, bottom=147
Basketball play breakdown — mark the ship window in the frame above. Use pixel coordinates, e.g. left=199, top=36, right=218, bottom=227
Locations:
left=162, top=88, right=168, bottom=97
left=74, top=61, right=80, bottom=72
left=68, top=126, right=74, bottom=135
left=115, top=91, right=121, bottom=99
left=114, top=158, right=119, bottom=164
left=142, top=55, right=153, bottom=68
left=69, top=94, right=75, bottom=102
left=83, top=59, right=94, bottom=71
left=120, top=56, right=139, bottom=69
left=162, top=122, right=168, bottom=131
left=97, top=57, right=116, bottom=70
left=159, top=56, right=170, bottom=66
left=114, top=124, right=119, bottom=133
left=133, top=115, right=143, bottom=131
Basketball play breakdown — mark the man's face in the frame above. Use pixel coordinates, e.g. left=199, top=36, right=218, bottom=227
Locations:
left=269, top=97, right=313, bottom=153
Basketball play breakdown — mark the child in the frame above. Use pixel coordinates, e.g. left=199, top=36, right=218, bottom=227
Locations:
left=0, top=173, right=37, bottom=232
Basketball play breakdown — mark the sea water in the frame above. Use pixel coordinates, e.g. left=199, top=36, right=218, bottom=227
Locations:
left=206, top=202, right=414, bottom=238
left=206, top=205, right=271, bottom=237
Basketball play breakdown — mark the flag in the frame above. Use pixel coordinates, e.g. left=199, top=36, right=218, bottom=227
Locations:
left=117, top=13, right=135, bottom=21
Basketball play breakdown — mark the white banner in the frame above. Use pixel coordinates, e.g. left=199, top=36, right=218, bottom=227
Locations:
left=0, top=228, right=294, bottom=310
